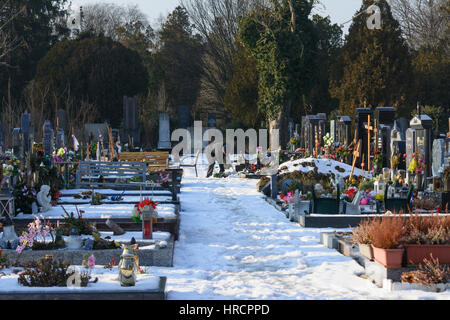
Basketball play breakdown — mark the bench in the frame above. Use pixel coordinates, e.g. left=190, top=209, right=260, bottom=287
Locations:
left=75, top=161, right=147, bottom=188
left=75, top=161, right=179, bottom=201
left=119, top=152, right=169, bottom=173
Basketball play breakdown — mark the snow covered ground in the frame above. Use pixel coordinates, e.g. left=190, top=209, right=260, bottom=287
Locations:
left=146, top=160, right=449, bottom=300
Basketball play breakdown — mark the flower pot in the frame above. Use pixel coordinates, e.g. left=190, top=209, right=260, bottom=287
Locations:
left=358, top=243, right=374, bottom=261
left=403, top=244, right=450, bottom=265
left=371, top=245, right=404, bottom=268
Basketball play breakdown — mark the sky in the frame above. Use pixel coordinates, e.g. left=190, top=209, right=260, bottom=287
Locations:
left=71, top=0, right=363, bottom=34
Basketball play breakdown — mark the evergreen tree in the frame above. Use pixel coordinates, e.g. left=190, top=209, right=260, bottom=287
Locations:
left=34, top=36, right=148, bottom=127
left=330, top=0, right=412, bottom=117
left=224, top=42, right=260, bottom=128
left=150, top=6, right=203, bottom=111
left=239, top=0, right=318, bottom=147
left=0, top=0, right=70, bottom=105
left=309, top=15, right=343, bottom=116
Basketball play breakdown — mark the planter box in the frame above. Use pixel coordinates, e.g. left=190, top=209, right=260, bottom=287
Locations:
left=372, top=245, right=404, bottom=268
left=403, top=244, right=450, bottom=265
left=359, top=243, right=374, bottom=261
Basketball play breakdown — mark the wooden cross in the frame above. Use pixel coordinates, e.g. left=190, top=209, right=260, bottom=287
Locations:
left=364, top=115, right=374, bottom=172
left=108, top=126, right=115, bottom=159
left=86, top=143, right=90, bottom=161
left=349, top=139, right=361, bottom=180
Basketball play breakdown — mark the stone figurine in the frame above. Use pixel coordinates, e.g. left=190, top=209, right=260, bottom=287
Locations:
left=37, top=185, right=52, bottom=212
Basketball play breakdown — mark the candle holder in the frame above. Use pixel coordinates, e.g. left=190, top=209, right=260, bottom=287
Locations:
left=141, top=207, right=153, bottom=240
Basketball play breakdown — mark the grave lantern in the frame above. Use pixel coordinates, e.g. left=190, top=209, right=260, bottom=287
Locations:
left=0, top=194, right=14, bottom=220
left=410, top=103, right=433, bottom=179
left=142, top=206, right=153, bottom=240
left=0, top=216, right=19, bottom=250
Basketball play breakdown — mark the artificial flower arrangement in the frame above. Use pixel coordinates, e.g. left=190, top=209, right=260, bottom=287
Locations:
left=336, top=144, right=352, bottom=162
left=132, top=199, right=158, bottom=223
left=280, top=192, right=295, bottom=207
left=287, top=135, right=301, bottom=150
left=408, top=152, right=426, bottom=174
left=2, top=156, right=21, bottom=177
left=12, top=181, right=38, bottom=215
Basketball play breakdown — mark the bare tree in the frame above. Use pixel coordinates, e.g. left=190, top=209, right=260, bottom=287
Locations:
left=81, top=2, right=150, bottom=41
left=0, top=1, right=25, bottom=67
left=389, top=0, right=448, bottom=50
left=181, top=0, right=262, bottom=113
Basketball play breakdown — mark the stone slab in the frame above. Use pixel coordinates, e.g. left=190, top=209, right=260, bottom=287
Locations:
left=2, top=238, right=174, bottom=267
left=0, top=277, right=167, bottom=300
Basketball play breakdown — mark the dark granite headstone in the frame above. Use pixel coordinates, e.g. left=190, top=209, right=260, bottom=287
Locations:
left=56, top=128, right=65, bottom=149
left=0, top=122, right=5, bottom=153
left=207, top=114, right=216, bottom=128
left=43, top=120, right=54, bottom=156
left=123, top=96, right=140, bottom=146
left=20, top=113, right=32, bottom=157
left=177, top=105, right=191, bottom=129
left=12, top=128, right=21, bottom=157
left=158, top=113, right=171, bottom=150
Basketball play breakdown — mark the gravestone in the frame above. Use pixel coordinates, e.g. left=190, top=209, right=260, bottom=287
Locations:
left=302, top=114, right=326, bottom=155
left=330, top=120, right=336, bottom=142
left=355, top=108, right=373, bottom=169
left=20, top=113, right=32, bottom=158
left=405, top=128, right=416, bottom=170
left=392, top=140, right=406, bottom=170
left=0, top=122, right=5, bottom=153
left=177, top=105, right=191, bottom=129
left=56, top=128, right=65, bottom=149
left=56, top=109, right=67, bottom=133
left=123, top=96, right=140, bottom=147
left=84, top=123, right=108, bottom=144
left=43, top=121, right=54, bottom=156
left=288, top=118, right=294, bottom=140
left=295, top=124, right=301, bottom=137
left=336, top=116, right=352, bottom=146
left=157, top=113, right=171, bottom=150
left=207, top=114, right=216, bottom=128
left=12, top=128, right=21, bottom=157
left=432, top=139, right=445, bottom=177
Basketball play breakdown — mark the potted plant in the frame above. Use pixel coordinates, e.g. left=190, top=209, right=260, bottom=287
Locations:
left=367, top=216, right=406, bottom=268
left=400, top=214, right=450, bottom=265
left=352, top=220, right=374, bottom=260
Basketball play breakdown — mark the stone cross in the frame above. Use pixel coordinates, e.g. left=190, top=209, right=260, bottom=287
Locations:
left=364, top=115, right=374, bottom=171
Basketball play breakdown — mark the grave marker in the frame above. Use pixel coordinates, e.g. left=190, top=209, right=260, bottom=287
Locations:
left=158, top=113, right=171, bottom=150
left=43, top=121, right=54, bottom=156
left=432, top=139, right=445, bottom=177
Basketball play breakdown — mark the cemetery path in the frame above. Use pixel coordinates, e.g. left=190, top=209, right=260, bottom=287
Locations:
left=149, top=166, right=450, bottom=300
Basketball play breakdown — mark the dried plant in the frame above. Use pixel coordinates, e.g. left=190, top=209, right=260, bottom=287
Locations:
left=401, top=214, right=450, bottom=245
left=367, top=216, right=407, bottom=249
left=401, top=255, right=449, bottom=287
left=352, top=219, right=373, bottom=245
left=18, top=257, right=92, bottom=287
